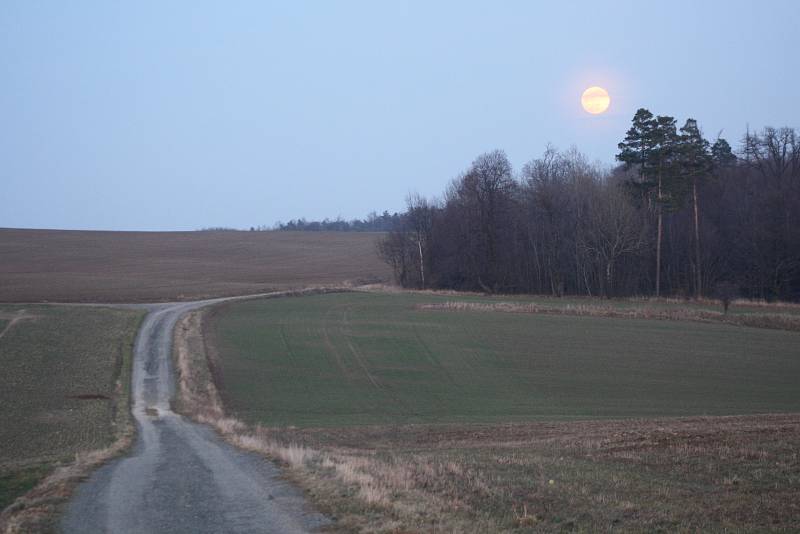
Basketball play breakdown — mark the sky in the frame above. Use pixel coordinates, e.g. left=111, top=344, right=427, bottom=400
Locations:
left=2, top=1, right=799, bottom=231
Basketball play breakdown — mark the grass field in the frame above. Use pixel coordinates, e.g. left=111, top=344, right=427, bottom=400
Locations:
left=0, top=228, right=389, bottom=302
left=209, top=292, right=800, bottom=427
left=201, top=291, right=800, bottom=531
left=0, top=305, right=142, bottom=512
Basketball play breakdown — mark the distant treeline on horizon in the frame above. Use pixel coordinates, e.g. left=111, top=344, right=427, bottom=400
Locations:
left=272, top=211, right=401, bottom=232
left=197, top=211, right=402, bottom=233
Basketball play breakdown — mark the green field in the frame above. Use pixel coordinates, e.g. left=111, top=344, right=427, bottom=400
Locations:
left=209, top=292, right=800, bottom=427
left=0, top=305, right=142, bottom=511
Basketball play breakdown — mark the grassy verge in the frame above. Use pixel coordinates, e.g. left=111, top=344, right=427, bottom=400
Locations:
left=0, top=305, right=143, bottom=533
left=183, top=290, right=800, bottom=531
left=0, top=466, right=51, bottom=512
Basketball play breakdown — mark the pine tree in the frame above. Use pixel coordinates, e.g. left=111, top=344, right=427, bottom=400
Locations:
left=617, top=109, right=656, bottom=203
left=678, top=119, right=713, bottom=298
left=711, top=138, right=736, bottom=168
left=618, top=109, right=680, bottom=297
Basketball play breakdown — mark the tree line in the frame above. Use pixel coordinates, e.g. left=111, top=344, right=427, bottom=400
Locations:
left=378, top=109, right=800, bottom=301
left=269, top=211, right=402, bottom=232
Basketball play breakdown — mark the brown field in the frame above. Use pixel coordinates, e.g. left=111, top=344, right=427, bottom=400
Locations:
left=264, top=414, right=800, bottom=532
left=0, top=228, right=390, bottom=303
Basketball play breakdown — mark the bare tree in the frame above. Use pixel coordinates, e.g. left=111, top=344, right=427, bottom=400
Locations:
left=405, top=193, right=434, bottom=289
left=585, top=181, right=648, bottom=297
left=377, top=126, right=800, bottom=301
left=741, top=127, right=800, bottom=298
left=743, top=127, right=800, bottom=186
left=455, top=150, right=517, bottom=292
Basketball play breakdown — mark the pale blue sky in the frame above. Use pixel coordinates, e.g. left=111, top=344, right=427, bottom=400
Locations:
left=2, top=1, right=798, bottom=230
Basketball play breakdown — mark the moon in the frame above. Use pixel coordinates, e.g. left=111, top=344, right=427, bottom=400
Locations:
left=581, top=86, right=610, bottom=114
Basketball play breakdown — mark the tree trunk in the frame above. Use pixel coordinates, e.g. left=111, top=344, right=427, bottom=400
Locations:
left=656, top=172, right=663, bottom=297
left=417, top=238, right=425, bottom=289
left=692, top=178, right=702, bottom=298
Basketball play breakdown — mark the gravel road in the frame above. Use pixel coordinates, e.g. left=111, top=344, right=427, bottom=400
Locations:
left=61, top=298, right=328, bottom=533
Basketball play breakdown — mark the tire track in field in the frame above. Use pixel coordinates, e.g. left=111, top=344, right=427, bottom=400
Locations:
left=416, top=307, right=485, bottom=377
left=411, top=322, right=457, bottom=385
left=321, top=303, right=387, bottom=419
left=0, top=310, right=36, bottom=341
left=341, top=307, right=422, bottom=419
left=321, top=305, right=353, bottom=380
left=279, top=324, right=296, bottom=364
left=341, top=308, right=382, bottom=390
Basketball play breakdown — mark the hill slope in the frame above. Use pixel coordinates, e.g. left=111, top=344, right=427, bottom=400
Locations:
left=0, top=229, right=390, bottom=302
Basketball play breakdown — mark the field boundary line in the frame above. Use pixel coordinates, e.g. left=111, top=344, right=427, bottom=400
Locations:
left=0, top=311, right=37, bottom=342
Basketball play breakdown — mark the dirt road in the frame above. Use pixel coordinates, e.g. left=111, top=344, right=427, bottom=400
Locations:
left=61, top=297, right=328, bottom=533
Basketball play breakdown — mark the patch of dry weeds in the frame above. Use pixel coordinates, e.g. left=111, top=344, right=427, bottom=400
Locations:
left=417, top=300, right=800, bottom=331
left=0, top=431, right=134, bottom=534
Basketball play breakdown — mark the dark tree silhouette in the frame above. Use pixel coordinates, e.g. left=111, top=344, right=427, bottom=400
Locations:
left=377, top=119, right=800, bottom=302
left=678, top=118, right=713, bottom=297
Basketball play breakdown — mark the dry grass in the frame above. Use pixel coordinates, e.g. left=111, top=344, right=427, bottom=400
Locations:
left=417, top=300, right=800, bottom=331
left=0, top=228, right=389, bottom=303
left=260, top=415, right=800, bottom=532
left=361, top=284, right=800, bottom=315
left=0, top=430, right=134, bottom=534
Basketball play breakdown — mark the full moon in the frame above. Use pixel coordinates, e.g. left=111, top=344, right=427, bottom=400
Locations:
left=581, top=86, right=610, bottom=114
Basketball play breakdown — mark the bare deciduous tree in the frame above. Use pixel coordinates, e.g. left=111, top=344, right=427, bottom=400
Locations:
left=377, top=123, right=800, bottom=301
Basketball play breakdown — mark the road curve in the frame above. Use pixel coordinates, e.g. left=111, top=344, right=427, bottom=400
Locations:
left=61, top=297, right=328, bottom=533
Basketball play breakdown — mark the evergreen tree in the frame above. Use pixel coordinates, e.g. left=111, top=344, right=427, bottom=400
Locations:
left=618, top=109, right=680, bottom=296
left=711, top=138, right=736, bottom=168
left=678, top=119, right=713, bottom=297
left=617, top=109, right=657, bottom=203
